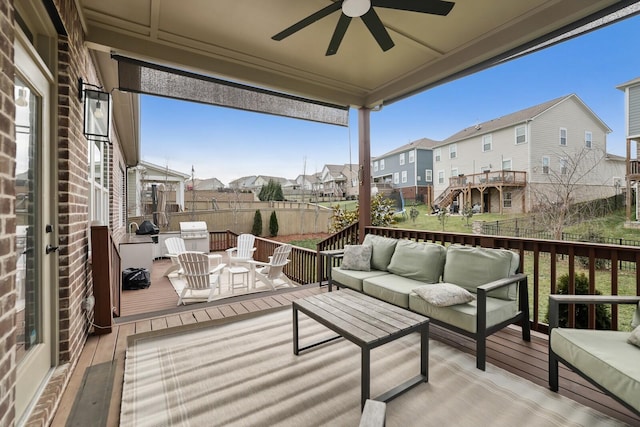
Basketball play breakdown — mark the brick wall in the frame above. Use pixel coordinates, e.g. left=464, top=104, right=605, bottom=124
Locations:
left=3, top=0, right=128, bottom=425
left=0, top=0, right=16, bottom=425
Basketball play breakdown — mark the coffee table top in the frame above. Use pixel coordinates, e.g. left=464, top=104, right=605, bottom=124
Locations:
left=293, top=289, right=428, bottom=348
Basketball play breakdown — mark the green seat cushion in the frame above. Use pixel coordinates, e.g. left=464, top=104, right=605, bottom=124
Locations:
left=363, top=274, right=425, bottom=308
left=408, top=291, right=518, bottom=333
left=363, top=234, right=398, bottom=271
left=443, top=245, right=520, bottom=300
left=331, top=267, right=390, bottom=292
left=387, top=240, right=446, bottom=283
left=551, top=328, right=640, bottom=413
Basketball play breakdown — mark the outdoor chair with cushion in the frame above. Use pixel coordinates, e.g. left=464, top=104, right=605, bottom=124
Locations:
left=177, top=251, right=226, bottom=305
left=548, top=295, right=640, bottom=416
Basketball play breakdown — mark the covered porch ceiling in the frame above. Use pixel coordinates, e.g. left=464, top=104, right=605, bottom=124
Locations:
left=80, top=0, right=638, bottom=109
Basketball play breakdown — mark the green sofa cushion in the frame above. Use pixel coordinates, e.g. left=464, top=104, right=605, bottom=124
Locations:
left=443, top=245, right=519, bottom=300
left=331, top=267, right=390, bottom=292
left=387, top=240, right=446, bottom=283
left=408, top=291, right=518, bottom=333
left=363, top=274, right=424, bottom=308
left=551, top=328, right=640, bottom=413
left=363, top=234, right=398, bottom=271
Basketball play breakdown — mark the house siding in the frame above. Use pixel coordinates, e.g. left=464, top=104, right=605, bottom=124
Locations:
left=629, top=85, right=640, bottom=138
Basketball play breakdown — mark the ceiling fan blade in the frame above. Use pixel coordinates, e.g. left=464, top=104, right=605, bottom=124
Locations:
left=272, top=2, right=343, bottom=41
left=372, top=0, right=455, bottom=16
left=360, top=8, right=394, bottom=52
left=326, top=13, right=352, bottom=56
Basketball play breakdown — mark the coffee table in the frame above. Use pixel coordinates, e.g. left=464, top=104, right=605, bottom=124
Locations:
left=292, top=289, right=429, bottom=410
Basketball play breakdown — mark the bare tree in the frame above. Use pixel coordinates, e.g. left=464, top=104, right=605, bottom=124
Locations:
left=529, top=146, right=609, bottom=239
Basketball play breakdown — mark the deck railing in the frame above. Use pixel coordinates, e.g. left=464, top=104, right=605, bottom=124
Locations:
left=315, top=225, right=640, bottom=334
left=209, top=226, right=640, bottom=334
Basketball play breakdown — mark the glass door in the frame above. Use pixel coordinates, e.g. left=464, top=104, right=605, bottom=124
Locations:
left=14, top=37, right=56, bottom=421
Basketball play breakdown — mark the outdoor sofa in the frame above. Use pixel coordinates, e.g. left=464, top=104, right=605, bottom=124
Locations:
left=549, top=295, right=640, bottom=416
left=328, top=234, right=531, bottom=370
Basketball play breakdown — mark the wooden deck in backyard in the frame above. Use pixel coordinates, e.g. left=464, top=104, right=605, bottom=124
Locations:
left=50, top=257, right=640, bottom=426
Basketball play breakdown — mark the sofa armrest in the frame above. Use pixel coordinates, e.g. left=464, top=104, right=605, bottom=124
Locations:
left=477, top=273, right=527, bottom=294
left=549, top=295, right=640, bottom=329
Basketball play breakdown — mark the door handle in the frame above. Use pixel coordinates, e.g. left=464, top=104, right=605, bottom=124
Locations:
left=46, top=244, right=59, bottom=254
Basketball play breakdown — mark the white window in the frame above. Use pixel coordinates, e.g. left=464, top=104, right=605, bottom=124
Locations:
left=393, top=172, right=399, bottom=184
left=585, top=131, right=592, bottom=148
left=502, top=159, right=512, bottom=171
left=515, top=125, right=526, bottom=144
left=380, top=159, right=385, bottom=170
left=373, top=161, right=378, bottom=172
left=449, top=144, right=457, bottom=159
left=559, top=128, right=567, bottom=146
left=451, top=168, right=458, bottom=177
left=399, top=153, right=405, bottom=165
left=425, top=169, right=433, bottom=182
left=482, top=134, right=492, bottom=152
left=409, top=150, right=415, bottom=163
left=503, top=192, right=512, bottom=208
left=437, top=170, right=445, bottom=184
left=542, top=156, right=550, bottom=174
left=89, top=139, right=110, bottom=224
left=434, top=148, right=441, bottom=162
left=560, top=157, right=568, bottom=175
left=401, top=170, right=407, bottom=183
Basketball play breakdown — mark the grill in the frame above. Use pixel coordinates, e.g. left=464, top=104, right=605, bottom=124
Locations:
left=179, top=221, right=209, bottom=253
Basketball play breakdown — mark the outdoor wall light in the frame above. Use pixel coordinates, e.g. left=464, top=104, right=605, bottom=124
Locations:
left=79, top=78, right=111, bottom=140
left=15, top=87, right=29, bottom=107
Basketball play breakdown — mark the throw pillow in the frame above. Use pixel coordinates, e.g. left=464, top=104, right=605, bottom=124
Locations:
left=341, top=245, right=372, bottom=271
left=628, top=325, right=640, bottom=348
left=413, top=283, right=475, bottom=307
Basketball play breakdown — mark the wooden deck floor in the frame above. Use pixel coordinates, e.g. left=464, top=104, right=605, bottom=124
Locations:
left=50, top=257, right=640, bottom=426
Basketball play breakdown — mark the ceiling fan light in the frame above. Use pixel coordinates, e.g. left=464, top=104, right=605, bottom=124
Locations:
left=342, top=0, right=371, bottom=17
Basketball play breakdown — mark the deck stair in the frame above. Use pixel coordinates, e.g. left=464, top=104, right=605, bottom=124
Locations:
left=433, top=187, right=462, bottom=208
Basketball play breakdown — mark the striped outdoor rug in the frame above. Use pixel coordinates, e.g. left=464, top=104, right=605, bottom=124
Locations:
left=121, top=308, right=628, bottom=426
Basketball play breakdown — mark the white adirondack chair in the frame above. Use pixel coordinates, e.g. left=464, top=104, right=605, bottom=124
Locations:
left=226, top=234, right=256, bottom=267
left=165, top=237, right=221, bottom=277
left=248, top=244, right=294, bottom=290
left=177, top=251, right=226, bottom=305
left=164, top=237, right=187, bottom=276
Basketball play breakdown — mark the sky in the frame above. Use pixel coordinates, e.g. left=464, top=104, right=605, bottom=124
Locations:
left=141, top=13, right=640, bottom=186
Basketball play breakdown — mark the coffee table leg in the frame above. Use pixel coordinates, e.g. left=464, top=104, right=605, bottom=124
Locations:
left=421, top=323, right=429, bottom=381
left=361, top=347, right=370, bottom=410
left=293, top=306, right=299, bottom=355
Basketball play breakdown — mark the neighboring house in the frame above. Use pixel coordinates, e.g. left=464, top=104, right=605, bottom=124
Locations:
left=372, top=138, right=440, bottom=205
left=228, top=175, right=257, bottom=190
left=432, top=94, right=624, bottom=213
left=618, top=76, right=640, bottom=224
left=293, top=174, right=319, bottom=191
left=321, top=164, right=359, bottom=199
left=253, top=175, right=293, bottom=190
left=127, top=161, right=190, bottom=217
left=191, top=177, right=226, bottom=190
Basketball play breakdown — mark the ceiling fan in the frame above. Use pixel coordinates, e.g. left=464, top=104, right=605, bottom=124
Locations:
left=272, top=0, right=455, bottom=56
